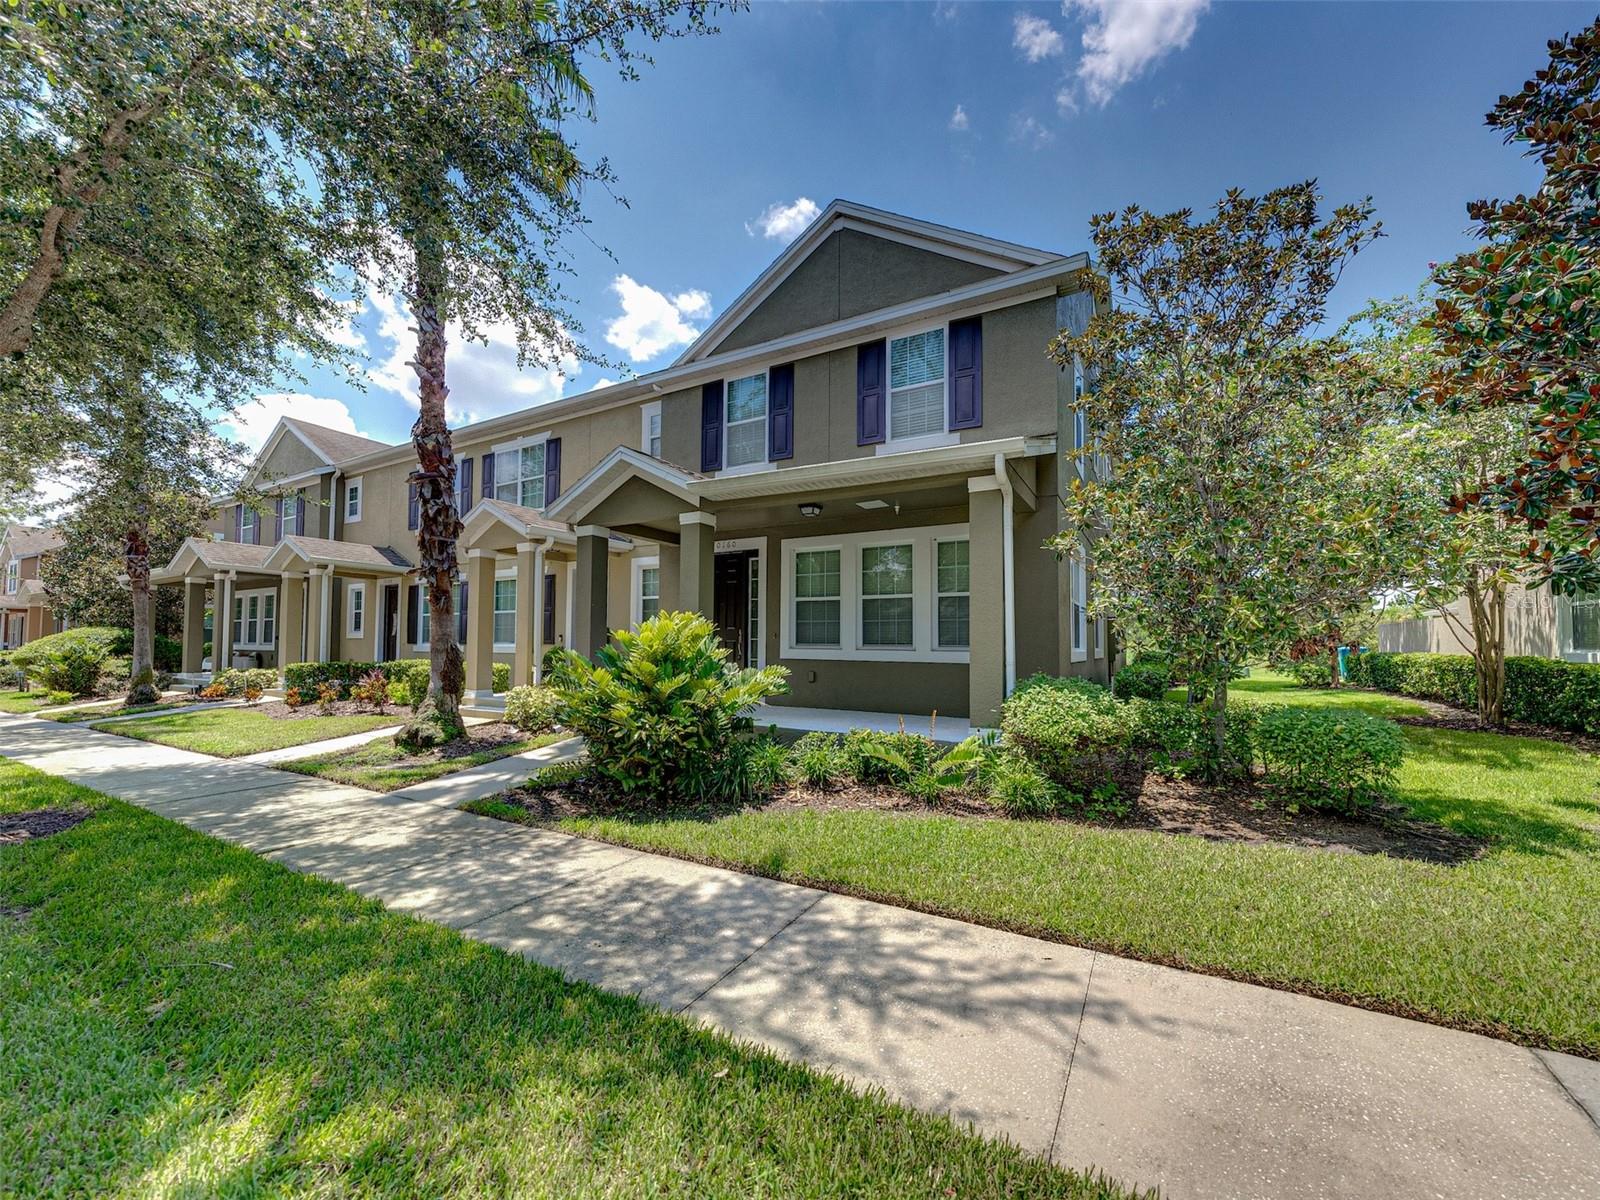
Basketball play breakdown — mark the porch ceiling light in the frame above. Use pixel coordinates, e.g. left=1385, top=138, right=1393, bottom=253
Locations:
left=856, top=499, right=889, bottom=510
left=799, top=502, right=823, bottom=518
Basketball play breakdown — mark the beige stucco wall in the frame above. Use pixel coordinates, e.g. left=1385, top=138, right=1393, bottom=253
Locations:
left=257, top=433, right=326, bottom=482
left=1378, top=586, right=1559, bottom=658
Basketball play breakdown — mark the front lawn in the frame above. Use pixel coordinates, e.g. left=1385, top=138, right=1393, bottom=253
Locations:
left=46, top=698, right=211, bottom=724
left=486, top=724, right=1600, bottom=1056
left=0, top=689, right=75, bottom=714
left=278, top=723, right=566, bottom=791
left=91, top=707, right=398, bottom=757
left=0, top=759, right=1131, bottom=1199
left=1171, top=668, right=1433, bottom=718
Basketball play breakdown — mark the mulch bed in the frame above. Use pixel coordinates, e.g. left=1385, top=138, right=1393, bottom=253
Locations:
left=490, top=768, right=1484, bottom=865
left=0, top=807, right=93, bottom=846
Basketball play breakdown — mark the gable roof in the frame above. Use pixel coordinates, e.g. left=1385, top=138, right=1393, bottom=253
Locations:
left=674, top=199, right=1066, bottom=367
left=1, top=525, right=65, bottom=560
left=281, top=418, right=392, bottom=464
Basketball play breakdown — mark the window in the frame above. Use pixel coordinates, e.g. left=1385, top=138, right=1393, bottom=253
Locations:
left=231, top=588, right=276, bottom=650
left=792, top=549, right=841, bottom=647
left=495, top=440, right=547, bottom=509
left=1565, top=592, right=1600, bottom=660
left=639, top=567, right=660, bottom=622
left=725, top=373, right=768, bottom=467
left=889, top=327, right=946, bottom=441
left=935, top=540, right=970, bottom=648
left=860, top=544, right=914, bottom=647
left=239, top=506, right=257, bottom=543
left=747, top=557, right=760, bottom=668
left=641, top=401, right=663, bottom=459
left=344, top=477, right=363, bottom=523
left=493, top=578, right=517, bottom=646
left=3, top=561, right=16, bottom=594
left=346, top=582, right=366, bottom=638
left=1070, top=545, right=1088, bottom=663
left=416, top=584, right=463, bottom=648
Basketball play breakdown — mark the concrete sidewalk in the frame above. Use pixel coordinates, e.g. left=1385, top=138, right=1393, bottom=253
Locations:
left=1, top=711, right=1596, bottom=1199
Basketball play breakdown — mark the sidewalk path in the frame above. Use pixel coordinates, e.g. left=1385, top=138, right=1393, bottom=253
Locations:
left=2, top=711, right=1596, bottom=1199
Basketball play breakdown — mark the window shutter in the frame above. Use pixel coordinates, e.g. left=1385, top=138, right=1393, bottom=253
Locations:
left=407, top=482, right=419, bottom=531
left=294, top=492, right=306, bottom=536
left=857, top=340, right=886, bottom=445
left=407, top=584, right=419, bottom=644
left=948, top=316, right=983, bottom=431
left=768, top=363, right=795, bottom=461
left=272, top=498, right=283, bottom=543
left=543, top=572, right=557, bottom=644
left=481, top=452, right=496, bottom=499
left=458, top=458, right=474, bottom=516
left=544, top=438, right=562, bottom=507
left=700, top=381, right=724, bottom=471
left=233, top=505, right=242, bottom=542
left=457, top=582, right=469, bottom=645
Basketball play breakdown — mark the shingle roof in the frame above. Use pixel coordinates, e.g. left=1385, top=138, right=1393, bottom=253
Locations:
left=484, top=500, right=574, bottom=537
left=281, top=536, right=411, bottom=569
left=282, top=418, right=393, bottom=464
left=193, top=540, right=277, bottom=570
left=4, top=525, right=65, bottom=558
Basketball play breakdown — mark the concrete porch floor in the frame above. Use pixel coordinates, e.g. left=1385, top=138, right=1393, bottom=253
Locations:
left=757, top=703, right=974, bottom=741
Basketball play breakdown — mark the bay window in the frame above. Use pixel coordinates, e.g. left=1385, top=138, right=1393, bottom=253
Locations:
left=495, top=441, right=547, bottom=509
left=725, top=373, right=768, bottom=467
left=889, top=328, right=946, bottom=441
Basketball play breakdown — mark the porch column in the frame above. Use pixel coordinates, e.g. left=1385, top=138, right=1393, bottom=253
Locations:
left=514, top=540, right=546, bottom=687
left=678, top=511, right=717, bottom=618
left=279, top=572, right=306, bottom=672
left=968, top=478, right=1007, bottom=728
left=213, top=572, right=234, bottom=670
left=574, top=526, right=611, bottom=660
left=181, top=580, right=207, bottom=672
left=305, top=569, right=325, bottom=664
left=465, top=549, right=498, bottom=700
left=317, top=566, right=334, bottom=661
left=397, top=576, right=413, bottom=657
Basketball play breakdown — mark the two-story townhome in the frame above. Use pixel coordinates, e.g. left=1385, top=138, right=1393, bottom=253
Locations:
left=152, top=201, right=1111, bottom=726
left=0, top=524, right=67, bottom=649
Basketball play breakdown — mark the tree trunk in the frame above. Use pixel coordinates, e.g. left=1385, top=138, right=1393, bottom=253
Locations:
left=1464, top=573, right=1507, bottom=728
left=1329, top=643, right=1341, bottom=689
left=1210, top=672, right=1230, bottom=778
left=397, top=219, right=465, bottom=748
left=125, top=517, right=159, bottom=705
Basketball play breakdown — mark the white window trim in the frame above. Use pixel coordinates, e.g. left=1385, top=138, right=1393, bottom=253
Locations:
left=875, top=320, right=960, bottom=457
left=640, top=400, right=663, bottom=459
left=564, top=561, right=576, bottom=650
left=780, top=524, right=969, bottom=664
left=345, top=581, right=367, bottom=639
left=492, top=568, right=518, bottom=652
left=344, top=476, right=364, bottom=524
left=492, top=431, right=551, bottom=510
left=630, top=555, right=661, bottom=628
left=414, top=588, right=431, bottom=651
left=1556, top=593, right=1600, bottom=664
left=232, top=586, right=278, bottom=651
left=3, top=561, right=16, bottom=595
left=1070, top=543, right=1088, bottom=664
left=720, top=369, right=772, bottom=474
left=238, top=505, right=258, bottom=543
left=933, top=536, right=971, bottom=651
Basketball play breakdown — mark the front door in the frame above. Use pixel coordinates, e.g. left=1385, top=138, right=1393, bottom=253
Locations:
left=380, top=584, right=399, bottom=662
left=713, top=550, right=756, bottom=667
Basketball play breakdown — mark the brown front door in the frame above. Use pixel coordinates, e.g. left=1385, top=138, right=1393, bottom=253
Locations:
left=713, top=550, right=756, bottom=667
left=380, top=584, right=399, bottom=662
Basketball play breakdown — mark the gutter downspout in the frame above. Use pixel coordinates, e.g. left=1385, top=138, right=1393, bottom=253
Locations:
left=532, top=536, right=554, bottom=683
left=993, top=453, right=1016, bottom=698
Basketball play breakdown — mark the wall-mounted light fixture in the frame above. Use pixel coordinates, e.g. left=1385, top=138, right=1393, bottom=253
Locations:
left=799, top=502, right=823, bottom=518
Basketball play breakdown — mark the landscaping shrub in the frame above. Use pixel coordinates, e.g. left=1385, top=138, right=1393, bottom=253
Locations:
left=284, top=687, right=306, bottom=709
left=379, top=659, right=430, bottom=709
left=1253, top=706, right=1404, bottom=812
left=1350, top=650, right=1600, bottom=734
left=504, top=684, right=560, bottom=733
left=99, top=656, right=131, bottom=691
left=862, top=736, right=983, bottom=803
left=493, top=661, right=511, bottom=693
left=740, top=737, right=792, bottom=797
left=154, top=635, right=182, bottom=672
left=1283, top=656, right=1335, bottom=688
left=788, top=731, right=851, bottom=788
left=1112, top=657, right=1172, bottom=700
left=0, top=653, right=23, bottom=691
left=282, top=660, right=371, bottom=697
left=984, top=752, right=1063, bottom=817
left=316, top=681, right=340, bottom=714
left=10, top=626, right=127, bottom=695
left=351, top=669, right=389, bottom=714
left=546, top=611, right=788, bottom=804
left=842, top=729, right=937, bottom=786
left=212, top=667, right=277, bottom=697
left=1000, top=676, right=1126, bottom=788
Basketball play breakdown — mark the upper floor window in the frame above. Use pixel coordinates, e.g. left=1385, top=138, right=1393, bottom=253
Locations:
left=3, top=560, right=16, bottom=594
left=344, top=477, right=363, bottom=523
left=239, top=506, right=257, bottom=543
left=641, top=401, right=663, bottom=459
left=496, top=441, right=546, bottom=509
left=725, top=373, right=768, bottom=468
left=889, top=328, right=946, bottom=441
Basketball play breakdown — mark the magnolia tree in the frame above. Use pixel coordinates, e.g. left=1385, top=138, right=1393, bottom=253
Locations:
left=1425, top=17, right=1600, bottom=593
left=1052, top=183, right=1388, bottom=770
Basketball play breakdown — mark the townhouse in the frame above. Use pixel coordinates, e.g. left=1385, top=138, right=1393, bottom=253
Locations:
left=152, top=201, right=1112, bottom=724
left=0, top=524, right=66, bottom=649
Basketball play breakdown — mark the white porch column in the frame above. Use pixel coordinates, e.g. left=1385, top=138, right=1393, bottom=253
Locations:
left=678, top=511, right=717, bottom=618
left=181, top=579, right=208, bottom=673
left=278, top=572, right=306, bottom=674
left=514, top=540, right=548, bottom=688
left=213, top=572, right=235, bottom=670
left=465, top=549, right=499, bottom=701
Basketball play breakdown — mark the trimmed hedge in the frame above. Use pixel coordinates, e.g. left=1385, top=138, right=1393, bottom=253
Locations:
left=280, top=658, right=514, bottom=706
left=1347, top=651, right=1600, bottom=734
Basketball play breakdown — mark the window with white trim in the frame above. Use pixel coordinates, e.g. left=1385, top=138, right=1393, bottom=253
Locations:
left=746, top=557, right=760, bottom=667
left=724, top=373, right=768, bottom=467
left=495, top=441, right=547, bottom=509
left=860, top=544, right=914, bottom=647
left=493, top=578, right=517, bottom=646
left=639, top=567, right=660, bottom=622
left=416, top=583, right=463, bottom=648
left=346, top=582, right=366, bottom=638
left=641, top=401, right=663, bottom=459
left=344, top=477, right=363, bottom=523
left=935, top=539, right=970, bottom=649
left=231, top=588, right=276, bottom=650
left=889, top=327, right=946, bottom=441
left=792, top=549, right=841, bottom=647
left=3, top=561, right=16, bottom=594
left=1070, top=544, right=1088, bottom=663
left=1565, top=592, right=1600, bottom=659
left=239, top=506, right=257, bottom=543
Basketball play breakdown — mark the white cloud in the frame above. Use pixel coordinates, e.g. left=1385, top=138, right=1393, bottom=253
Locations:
left=949, top=103, right=971, bottom=132
left=1009, top=113, right=1056, bottom=149
left=317, top=291, right=368, bottom=353
left=1066, top=0, right=1208, bottom=107
left=222, top=393, right=375, bottom=453
left=933, top=1, right=961, bottom=21
left=1013, top=12, right=1065, bottom=62
left=746, top=197, right=821, bottom=244
left=604, top=275, right=712, bottom=363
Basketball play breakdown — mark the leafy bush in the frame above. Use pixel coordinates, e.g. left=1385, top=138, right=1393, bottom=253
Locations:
left=243, top=685, right=264, bottom=705
left=1113, top=657, right=1172, bottom=700
left=1000, top=676, right=1126, bottom=788
left=200, top=683, right=229, bottom=700
left=212, top=667, right=277, bottom=697
left=351, top=669, right=389, bottom=714
left=316, top=681, right=340, bottom=714
left=863, top=736, right=983, bottom=803
left=740, top=737, right=791, bottom=797
left=546, top=611, right=788, bottom=804
left=1350, top=650, right=1600, bottom=734
left=842, top=729, right=937, bottom=786
left=154, top=635, right=182, bottom=673
left=1253, top=706, right=1404, bottom=812
left=789, top=731, right=851, bottom=788
left=984, top=752, right=1064, bottom=817
left=282, top=658, right=429, bottom=707
left=493, top=661, right=511, bottom=693
left=504, top=685, right=560, bottom=733
left=284, top=686, right=306, bottom=709
left=0, top=653, right=23, bottom=691
left=1284, top=656, right=1335, bottom=688
left=11, top=626, right=128, bottom=695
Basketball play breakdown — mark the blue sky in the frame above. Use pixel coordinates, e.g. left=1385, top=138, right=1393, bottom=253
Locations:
left=233, top=0, right=1595, bottom=452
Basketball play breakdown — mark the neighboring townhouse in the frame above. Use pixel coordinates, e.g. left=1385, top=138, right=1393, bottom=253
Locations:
left=1378, top=584, right=1600, bottom=666
left=0, top=524, right=67, bottom=649
left=152, top=200, right=1112, bottom=724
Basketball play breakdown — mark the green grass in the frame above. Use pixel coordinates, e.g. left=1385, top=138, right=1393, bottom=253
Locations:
left=1164, top=668, right=1432, bottom=717
left=279, top=730, right=565, bottom=791
left=524, top=725, right=1600, bottom=1056
left=46, top=699, right=205, bottom=724
left=0, top=759, right=1132, bottom=1199
left=90, top=708, right=398, bottom=757
left=0, top=689, right=75, bottom=714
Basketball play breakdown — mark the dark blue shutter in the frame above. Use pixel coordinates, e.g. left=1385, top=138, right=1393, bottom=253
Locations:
left=481, top=452, right=496, bottom=499
left=543, top=438, right=561, bottom=507
left=233, top=505, right=242, bottom=542
left=273, top=498, right=284, bottom=543
left=294, top=492, right=306, bottom=535
left=857, top=340, right=886, bottom=445
left=457, top=582, right=468, bottom=644
left=543, top=572, right=556, bottom=643
left=458, top=458, right=473, bottom=516
left=406, top=584, right=419, bottom=644
left=700, top=381, right=724, bottom=471
left=768, top=363, right=794, bottom=461
left=407, top=482, right=419, bottom=531
left=948, top=316, right=983, bottom=431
